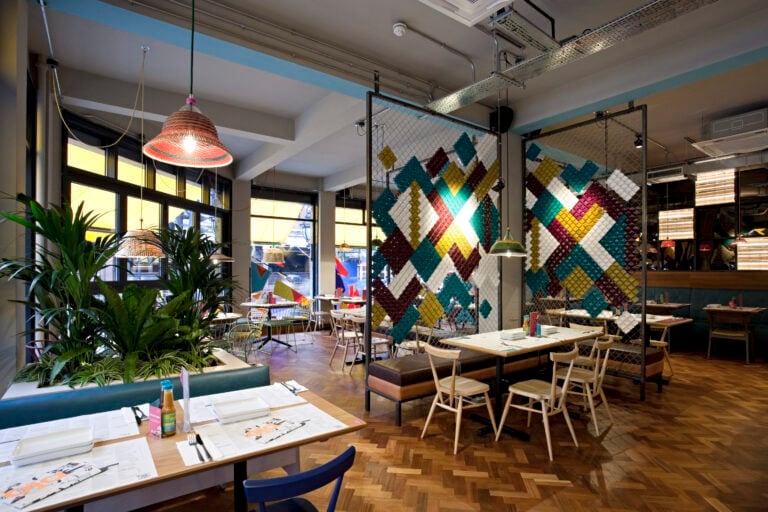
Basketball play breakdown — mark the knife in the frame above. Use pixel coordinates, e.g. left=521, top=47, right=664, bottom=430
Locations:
left=195, top=433, right=213, bottom=461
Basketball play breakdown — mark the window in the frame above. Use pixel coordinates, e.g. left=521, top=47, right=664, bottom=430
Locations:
left=335, top=197, right=384, bottom=297
left=250, top=190, right=315, bottom=300
left=62, top=113, right=232, bottom=290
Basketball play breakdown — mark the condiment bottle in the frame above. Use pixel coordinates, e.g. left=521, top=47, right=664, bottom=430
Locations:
left=161, top=380, right=176, bottom=437
left=522, top=315, right=530, bottom=335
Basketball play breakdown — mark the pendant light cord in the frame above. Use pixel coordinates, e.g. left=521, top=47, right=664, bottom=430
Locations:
left=189, top=0, right=195, bottom=97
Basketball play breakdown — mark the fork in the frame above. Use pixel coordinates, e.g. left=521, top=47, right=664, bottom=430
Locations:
left=188, top=433, right=204, bottom=462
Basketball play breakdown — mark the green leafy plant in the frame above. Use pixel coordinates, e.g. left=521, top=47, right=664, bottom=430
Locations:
left=156, top=225, right=238, bottom=339
left=1, top=195, right=232, bottom=387
left=0, top=194, right=119, bottom=384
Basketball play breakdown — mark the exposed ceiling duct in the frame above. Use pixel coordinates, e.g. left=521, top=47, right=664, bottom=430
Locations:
left=427, top=0, right=720, bottom=114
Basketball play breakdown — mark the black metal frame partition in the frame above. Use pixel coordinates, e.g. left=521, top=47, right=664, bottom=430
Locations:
left=522, top=105, right=651, bottom=399
left=363, top=89, right=498, bottom=411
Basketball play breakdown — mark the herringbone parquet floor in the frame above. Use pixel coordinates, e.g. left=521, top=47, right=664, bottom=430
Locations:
left=147, top=331, right=768, bottom=512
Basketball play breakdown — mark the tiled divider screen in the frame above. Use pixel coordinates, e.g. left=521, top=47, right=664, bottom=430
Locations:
left=523, top=108, right=649, bottom=388
left=365, top=93, right=500, bottom=348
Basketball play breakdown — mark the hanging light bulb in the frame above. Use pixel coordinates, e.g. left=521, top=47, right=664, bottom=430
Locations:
left=143, top=1, right=232, bottom=168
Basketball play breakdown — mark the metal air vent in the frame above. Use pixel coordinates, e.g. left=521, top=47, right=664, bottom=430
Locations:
left=647, top=166, right=687, bottom=184
left=692, top=128, right=768, bottom=157
left=417, top=0, right=514, bottom=27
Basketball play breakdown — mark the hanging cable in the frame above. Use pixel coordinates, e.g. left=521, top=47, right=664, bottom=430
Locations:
left=40, top=0, right=147, bottom=149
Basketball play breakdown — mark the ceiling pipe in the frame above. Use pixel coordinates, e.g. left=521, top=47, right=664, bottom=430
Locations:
left=392, top=21, right=476, bottom=83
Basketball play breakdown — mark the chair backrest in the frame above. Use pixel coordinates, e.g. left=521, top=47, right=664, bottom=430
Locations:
left=423, top=343, right=460, bottom=403
left=549, top=346, right=579, bottom=412
left=243, top=445, right=356, bottom=512
left=591, top=338, right=613, bottom=390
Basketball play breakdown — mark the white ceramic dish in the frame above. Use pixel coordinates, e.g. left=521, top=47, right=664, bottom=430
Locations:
left=12, top=426, right=94, bottom=467
left=212, top=397, right=269, bottom=424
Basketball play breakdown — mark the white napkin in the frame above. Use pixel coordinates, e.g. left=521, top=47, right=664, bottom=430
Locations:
left=176, top=440, right=205, bottom=466
left=284, top=380, right=308, bottom=393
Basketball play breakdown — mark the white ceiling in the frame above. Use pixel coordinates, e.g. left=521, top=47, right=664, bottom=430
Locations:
left=26, top=0, right=768, bottom=189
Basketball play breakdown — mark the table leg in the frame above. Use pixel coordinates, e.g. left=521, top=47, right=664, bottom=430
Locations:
left=472, top=356, right=530, bottom=441
left=234, top=460, right=247, bottom=512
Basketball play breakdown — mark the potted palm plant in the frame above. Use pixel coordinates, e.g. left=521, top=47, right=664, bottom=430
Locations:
left=0, top=194, right=239, bottom=387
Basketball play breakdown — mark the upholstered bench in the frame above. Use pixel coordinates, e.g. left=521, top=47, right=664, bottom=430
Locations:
left=577, top=339, right=665, bottom=392
left=366, top=349, right=546, bottom=426
left=0, top=365, right=271, bottom=428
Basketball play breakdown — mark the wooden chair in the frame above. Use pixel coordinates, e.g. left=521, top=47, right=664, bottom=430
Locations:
left=244, top=446, right=356, bottom=512
left=347, top=313, right=391, bottom=363
left=328, top=310, right=361, bottom=372
left=420, top=344, right=497, bottom=455
left=557, top=338, right=614, bottom=435
left=495, top=346, right=579, bottom=461
left=707, top=309, right=752, bottom=364
left=309, top=298, right=330, bottom=331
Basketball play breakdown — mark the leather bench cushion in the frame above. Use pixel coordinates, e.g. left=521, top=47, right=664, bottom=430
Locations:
left=368, top=349, right=495, bottom=387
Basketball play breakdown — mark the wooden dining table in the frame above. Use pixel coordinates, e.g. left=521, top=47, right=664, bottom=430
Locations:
left=0, top=389, right=365, bottom=512
left=441, top=325, right=603, bottom=439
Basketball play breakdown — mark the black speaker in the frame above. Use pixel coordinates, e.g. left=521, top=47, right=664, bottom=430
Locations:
left=489, top=106, right=514, bottom=133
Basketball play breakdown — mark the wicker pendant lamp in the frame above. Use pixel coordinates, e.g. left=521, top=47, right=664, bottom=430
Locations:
left=117, top=46, right=165, bottom=260
left=143, top=0, right=232, bottom=168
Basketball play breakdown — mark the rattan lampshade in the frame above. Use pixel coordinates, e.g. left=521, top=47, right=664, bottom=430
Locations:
left=489, top=228, right=526, bottom=257
left=143, top=95, right=232, bottom=168
left=209, top=251, right=235, bottom=263
left=116, top=229, right=165, bottom=259
left=263, top=247, right=284, bottom=264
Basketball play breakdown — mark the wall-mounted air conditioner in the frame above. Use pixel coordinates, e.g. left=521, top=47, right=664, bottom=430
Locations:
left=692, top=108, right=768, bottom=157
left=418, top=0, right=514, bottom=27
left=647, top=166, right=686, bottom=185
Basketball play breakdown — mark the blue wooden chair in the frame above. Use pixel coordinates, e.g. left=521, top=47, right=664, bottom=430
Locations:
left=243, top=446, right=356, bottom=512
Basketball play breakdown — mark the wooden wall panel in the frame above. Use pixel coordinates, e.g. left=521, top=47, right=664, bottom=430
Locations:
left=640, top=271, right=768, bottom=290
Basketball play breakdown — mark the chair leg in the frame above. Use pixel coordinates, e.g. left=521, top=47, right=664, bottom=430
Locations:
left=421, top=395, right=440, bottom=440
left=599, top=387, right=614, bottom=424
left=585, top=383, right=599, bottom=435
left=707, top=333, right=712, bottom=359
left=562, top=404, right=579, bottom=449
left=328, top=341, right=340, bottom=367
left=542, top=407, right=553, bottom=462
left=454, top=399, right=463, bottom=455
left=483, top=392, right=498, bottom=436
left=526, top=398, right=534, bottom=427
left=495, top=391, right=514, bottom=441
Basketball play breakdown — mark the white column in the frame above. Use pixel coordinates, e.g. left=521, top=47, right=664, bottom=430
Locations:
left=0, top=0, right=28, bottom=393
left=317, top=191, right=336, bottom=295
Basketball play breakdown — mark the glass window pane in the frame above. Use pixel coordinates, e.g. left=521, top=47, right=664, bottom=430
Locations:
left=250, top=200, right=313, bottom=299
left=169, top=207, right=194, bottom=231
left=201, top=213, right=217, bottom=242
left=127, top=197, right=161, bottom=231
left=336, top=224, right=367, bottom=248
left=117, top=156, right=144, bottom=186
left=70, top=183, right=117, bottom=281
left=156, top=169, right=178, bottom=196
left=337, top=206, right=363, bottom=224
left=186, top=178, right=202, bottom=203
left=335, top=248, right=367, bottom=298
left=67, top=138, right=105, bottom=175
